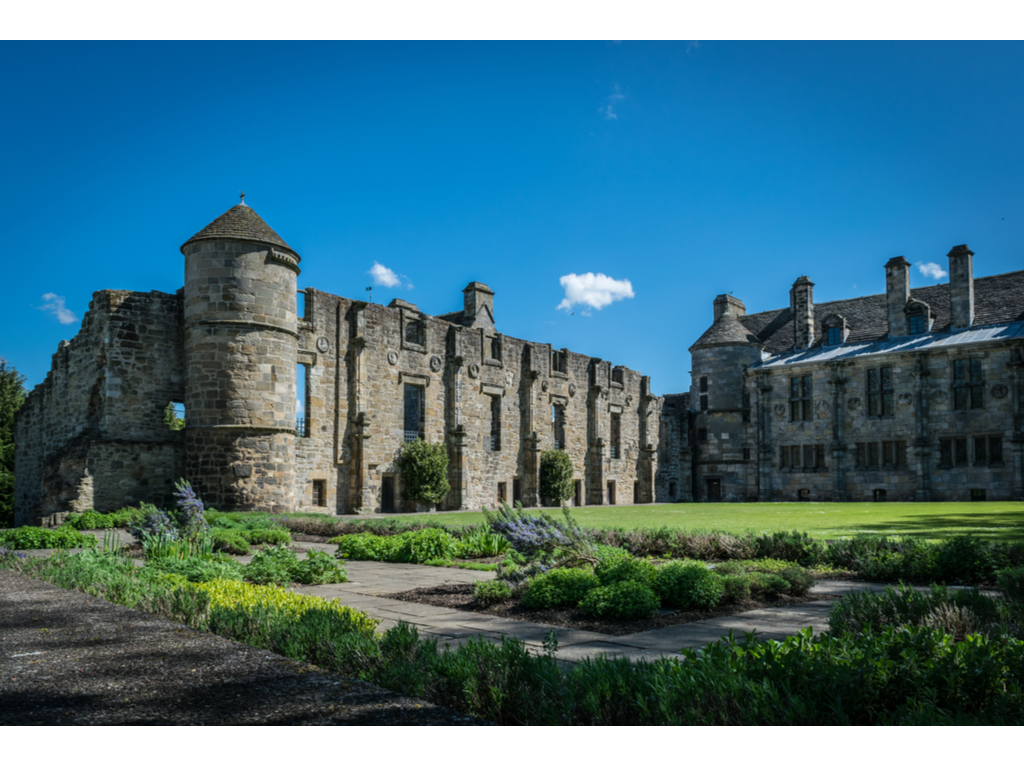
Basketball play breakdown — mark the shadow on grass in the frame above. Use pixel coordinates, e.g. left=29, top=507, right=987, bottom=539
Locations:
left=842, top=510, right=1024, bottom=541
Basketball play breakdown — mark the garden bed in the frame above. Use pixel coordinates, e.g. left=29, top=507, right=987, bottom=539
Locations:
left=383, top=582, right=838, bottom=635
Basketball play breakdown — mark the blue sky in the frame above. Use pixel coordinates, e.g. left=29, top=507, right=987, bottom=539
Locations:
left=3, top=41, right=1023, bottom=397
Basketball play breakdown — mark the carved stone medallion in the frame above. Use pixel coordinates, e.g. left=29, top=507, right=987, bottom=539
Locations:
left=932, top=390, right=948, bottom=404
left=429, top=355, right=442, bottom=373
left=898, top=392, right=913, bottom=406
left=773, top=404, right=787, bottom=417
left=386, top=350, right=398, bottom=366
left=626, top=395, right=633, bottom=406
left=541, top=379, right=550, bottom=392
left=847, top=397, right=862, bottom=410
left=568, top=382, right=577, bottom=397
left=815, top=399, right=830, bottom=414
left=992, top=383, right=1009, bottom=399
left=468, top=363, right=480, bottom=379
left=315, top=336, right=329, bottom=353
left=505, top=371, right=514, bottom=387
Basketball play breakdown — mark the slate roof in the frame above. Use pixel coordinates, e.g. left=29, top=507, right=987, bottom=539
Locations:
left=181, top=204, right=298, bottom=256
left=738, top=269, right=1024, bottom=355
left=689, top=311, right=763, bottom=351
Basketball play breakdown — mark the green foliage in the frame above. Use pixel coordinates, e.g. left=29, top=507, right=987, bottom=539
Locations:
left=753, top=530, right=824, bottom=566
left=145, top=554, right=245, bottom=583
left=398, top=439, right=450, bottom=505
left=473, top=579, right=513, bottom=606
left=292, top=549, right=348, bottom=585
left=747, top=572, right=791, bottom=599
left=239, top=528, right=292, bottom=546
left=594, top=544, right=631, bottom=562
left=332, top=528, right=461, bottom=565
left=162, top=401, right=184, bottom=431
left=205, top=511, right=284, bottom=530
left=935, top=535, right=1004, bottom=584
left=0, top=524, right=96, bottom=550
left=539, top=449, right=574, bottom=503
left=65, top=507, right=146, bottom=530
left=594, top=553, right=658, bottom=588
left=454, top=529, right=509, bottom=558
left=211, top=529, right=251, bottom=556
left=722, top=574, right=752, bottom=602
left=0, top=360, right=26, bottom=528
left=655, top=562, right=725, bottom=610
left=777, top=566, right=814, bottom=596
left=997, top=566, right=1024, bottom=603
left=592, top=526, right=755, bottom=561
left=521, top=568, right=600, bottom=610
left=244, top=545, right=301, bottom=586
left=578, top=580, right=661, bottom=620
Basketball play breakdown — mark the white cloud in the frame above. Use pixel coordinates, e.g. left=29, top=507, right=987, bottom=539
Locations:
left=39, top=292, right=77, bottom=325
left=916, top=261, right=948, bottom=281
left=601, top=83, right=625, bottom=120
left=296, top=397, right=305, bottom=415
left=557, top=273, right=635, bottom=314
left=369, top=261, right=412, bottom=289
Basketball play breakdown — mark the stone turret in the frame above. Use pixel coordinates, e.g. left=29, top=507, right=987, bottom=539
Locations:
left=462, top=282, right=495, bottom=329
left=885, top=256, right=911, bottom=337
left=181, top=199, right=301, bottom=512
left=789, top=276, right=815, bottom=349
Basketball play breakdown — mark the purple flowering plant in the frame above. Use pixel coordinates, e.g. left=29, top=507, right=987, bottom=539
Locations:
left=172, top=479, right=210, bottom=541
left=485, top=502, right=598, bottom=570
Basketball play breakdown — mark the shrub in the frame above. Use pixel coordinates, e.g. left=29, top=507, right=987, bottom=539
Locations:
left=595, top=554, right=658, bottom=588
left=722, top=574, right=752, bottom=602
left=474, top=579, right=513, bottom=606
left=145, top=554, right=245, bottom=583
left=171, top=480, right=210, bottom=541
left=400, top=528, right=460, bottom=564
left=997, top=567, right=1024, bottom=603
left=244, top=545, right=300, bottom=586
left=655, top=562, right=725, bottom=610
left=397, top=439, right=450, bottom=506
left=935, top=536, right=1003, bottom=584
left=747, top=572, right=791, bottom=599
left=776, top=566, right=814, bottom=596
left=128, top=506, right=179, bottom=543
left=331, top=533, right=399, bottom=561
left=753, top=531, right=823, bottom=566
left=578, top=580, right=661, bottom=620
left=594, top=544, right=631, bottom=562
left=292, top=549, right=347, bottom=585
left=521, top=568, right=600, bottom=610
left=65, top=507, right=145, bottom=530
left=485, top=502, right=597, bottom=568
left=539, top=449, right=573, bottom=504
left=240, top=528, right=292, bottom=546
left=0, top=525, right=96, bottom=550
left=455, top=529, right=509, bottom=558
left=212, top=529, right=250, bottom=556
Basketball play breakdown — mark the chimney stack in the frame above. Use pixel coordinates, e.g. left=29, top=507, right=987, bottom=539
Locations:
left=789, top=276, right=814, bottom=349
left=885, top=256, right=911, bottom=337
left=712, top=294, right=746, bottom=321
left=947, top=245, right=974, bottom=330
left=462, top=282, right=495, bottom=329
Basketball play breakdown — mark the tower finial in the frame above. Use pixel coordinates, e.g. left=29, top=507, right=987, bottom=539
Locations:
left=239, top=191, right=247, bottom=206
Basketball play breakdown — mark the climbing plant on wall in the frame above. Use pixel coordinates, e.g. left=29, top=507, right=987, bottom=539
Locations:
left=0, top=360, right=27, bottom=527
left=539, top=449, right=574, bottom=504
left=398, top=439, right=450, bottom=506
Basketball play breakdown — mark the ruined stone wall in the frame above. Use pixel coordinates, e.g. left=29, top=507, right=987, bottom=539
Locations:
left=656, top=393, right=691, bottom=502
left=751, top=341, right=1022, bottom=501
left=14, top=290, right=184, bottom=525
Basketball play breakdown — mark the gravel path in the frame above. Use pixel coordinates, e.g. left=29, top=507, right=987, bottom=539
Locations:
left=0, top=570, right=485, bottom=725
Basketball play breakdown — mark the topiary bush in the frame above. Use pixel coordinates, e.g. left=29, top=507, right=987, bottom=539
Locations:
left=212, top=529, right=250, bottom=556
left=595, top=554, right=658, bottom=588
left=521, top=568, right=600, bottom=610
left=0, top=525, right=97, bottom=550
left=578, top=580, right=661, bottom=620
left=474, top=579, right=513, bottom=606
left=539, top=449, right=574, bottom=504
left=397, top=439, right=450, bottom=506
left=655, top=562, right=725, bottom=610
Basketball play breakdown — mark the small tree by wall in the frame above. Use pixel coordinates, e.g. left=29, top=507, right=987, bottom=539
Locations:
left=539, top=449, right=574, bottom=505
left=398, top=439, right=450, bottom=507
left=0, top=360, right=26, bottom=527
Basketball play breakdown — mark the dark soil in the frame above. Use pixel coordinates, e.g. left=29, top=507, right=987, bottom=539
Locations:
left=383, top=582, right=837, bottom=636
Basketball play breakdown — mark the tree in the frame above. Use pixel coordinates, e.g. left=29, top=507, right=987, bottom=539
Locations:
left=0, top=360, right=27, bottom=527
left=163, top=401, right=184, bottom=431
left=539, top=449, right=574, bottom=504
left=398, top=439, right=450, bottom=506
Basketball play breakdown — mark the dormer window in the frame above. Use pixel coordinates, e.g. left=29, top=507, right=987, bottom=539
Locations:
left=821, top=313, right=848, bottom=346
left=827, top=327, right=843, bottom=346
left=908, top=313, right=925, bottom=335
left=904, top=298, right=931, bottom=336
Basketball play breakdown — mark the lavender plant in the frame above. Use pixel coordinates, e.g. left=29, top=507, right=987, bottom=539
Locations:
left=484, top=502, right=598, bottom=569
left=172, top=479, right=210, bottom=541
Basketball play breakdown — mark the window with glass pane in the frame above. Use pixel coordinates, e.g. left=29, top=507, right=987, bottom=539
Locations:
left=780, top=446, right=789, bottom=468
left=827, top=326, right=842, bottom=345
left=610, top=413, right=621, bottom=459
left=790, top=376, right=812, bottom=421
left=699, top=376, right=708, bottom=393
left=970, top=359, right=984, bottom=408
left=867, top=369, right=879, bottom=416
left=953, top=358, right=984, bottom=410
left=940, top=438, right=952, bottom=466
left=700, top=395, right=708, bottom=411
left=816, top=444, right=826, bottom=469
left=855, top=443, right=866, bottom=467
left=882, top=441, right=894, bottom=467
left=403, top=384, right=424, bottom=441
left=490, top=395, right=501, bottom=451
left=955, top=438, right=968, bottom=465
left=867, top=367, right=892, bottom=416
left=908, top=313, right=925, bottom=334
left=868, top=442, right=879, bottom=466
left=974, top=436, right=987, bottom=465
left=896, top=441, right=907, bottom=466
left=991, top=436, right=1003, bottom=464
left=803, top=445, right=814, bottom=468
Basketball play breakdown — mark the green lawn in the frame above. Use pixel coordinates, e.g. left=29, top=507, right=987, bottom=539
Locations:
left=375, top=501, right=1024, bottom=542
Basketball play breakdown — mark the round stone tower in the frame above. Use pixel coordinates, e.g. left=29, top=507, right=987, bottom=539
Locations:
left=180, top=199, right=302, bottom=512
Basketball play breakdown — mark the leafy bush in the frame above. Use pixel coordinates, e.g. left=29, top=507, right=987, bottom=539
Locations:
left=722, top=574, right=752, bottom=602
left=935, top=536, right=1004, bottom=584
left=127, top=505, right=179, bottom=543
left=455, top=529, right=509, bottom=558
left=474, top=579, right=513, bottom=606
left=171, top=479, right=210, bottom=540
left=595, top=554, right=658, bottom=588
left=205, top=511, right=283, bottom=531
left=65, top=507, right=145, bottom=530
left=655, top=562, right=724, bottom=610
left=0, top=525, right=96, bottom=550
left=145, top=554, right=244, bottom=583
left=997, top=567, right=1024, bottom=603
left=331, top=529, right=460, bottom=565
left=747, top=572, right=791, bottom=599
left=212, top=529, right=251, bottom=556
left=521, top=568, right=600, bottom=610
left=244, top=546, right=301, bottom=586
left=594, top=544, right=631, bottom=562
left=578, top=580, right=661, bottom=620
left=331, top=532, right=398, bottom=560
left=398, top=439, right=450, bottom=505
left=592, top=526, right=754, bottom=561
left=240, top=528, right=292, bottom=546
left=539, top=449, right=574, bottom=503
left=292, top=549, right=347, bottom=585
left=753, top=531, right=823, bottom=566
left=777, top=566, right=814, bottom=596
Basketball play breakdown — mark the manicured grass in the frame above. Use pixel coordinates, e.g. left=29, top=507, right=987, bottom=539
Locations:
left=379, top=501, right=1024, bottom=542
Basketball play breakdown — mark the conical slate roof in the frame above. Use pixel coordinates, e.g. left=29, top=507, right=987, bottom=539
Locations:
left=689, top=311, right=762, bottom=352
left=181, top=204, right=298, bottom=256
